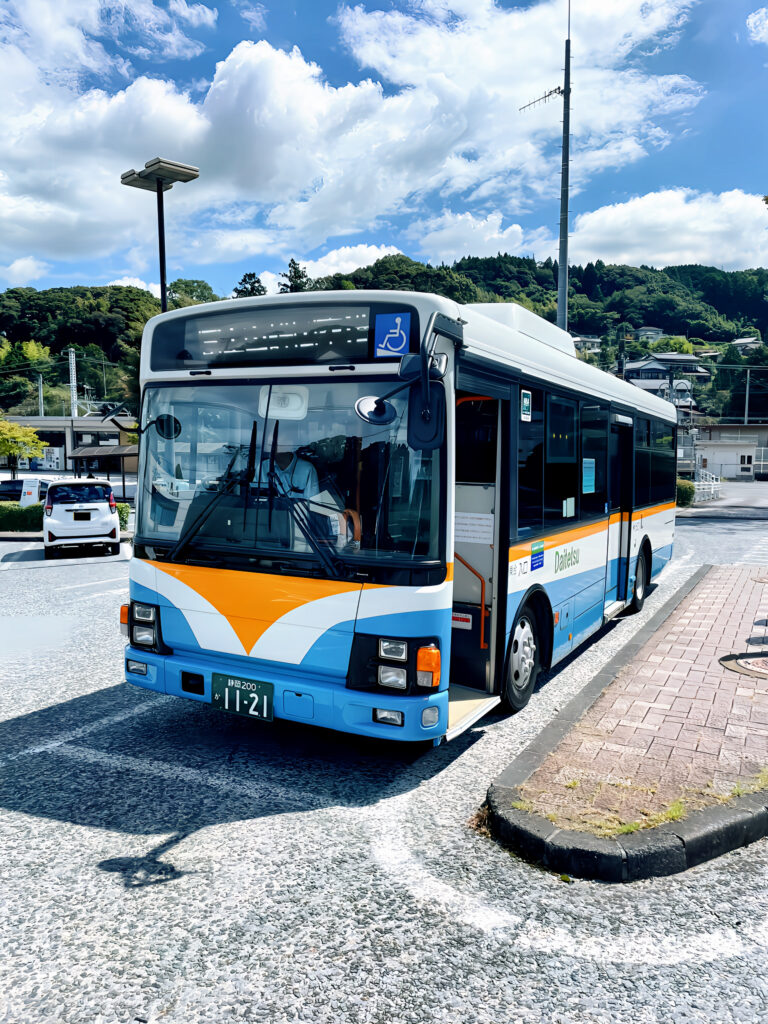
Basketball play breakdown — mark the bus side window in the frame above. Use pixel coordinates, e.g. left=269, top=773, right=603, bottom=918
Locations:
left=517, top=387, right=544, bottom=535
left=635, top=417, right=652, bottom=508
left=580, top=404, right=608, bottom=517
left=545, top=395, right=578, bottom=522
left=651, top=419, right=676, bottom=503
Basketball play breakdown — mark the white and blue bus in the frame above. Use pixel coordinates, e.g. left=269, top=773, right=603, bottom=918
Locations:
left=121, top=292, right=676, bottom=743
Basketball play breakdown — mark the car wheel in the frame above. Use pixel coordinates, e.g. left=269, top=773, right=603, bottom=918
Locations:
left=43, top=547, right=57, bottom=560
left=628, top=549, right=647, bottom=613
left=502, top=604, right=541, bottom=712
left=109, top=542, right=121, bottom=556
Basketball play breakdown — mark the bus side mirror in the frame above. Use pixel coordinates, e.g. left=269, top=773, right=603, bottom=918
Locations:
left=408, top=382, right=445, bottom=451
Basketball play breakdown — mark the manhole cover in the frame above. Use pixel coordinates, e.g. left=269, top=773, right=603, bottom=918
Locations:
left=720, top=653, right=768, bottom=678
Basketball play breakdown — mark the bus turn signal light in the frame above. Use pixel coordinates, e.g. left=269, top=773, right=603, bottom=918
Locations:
left=120, top=604, right=129, bottom=637
left=416, top=645, right=441, bottom=688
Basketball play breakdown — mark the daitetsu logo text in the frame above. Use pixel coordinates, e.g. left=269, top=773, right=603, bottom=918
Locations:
left=554, top=546, right=580, bottom=573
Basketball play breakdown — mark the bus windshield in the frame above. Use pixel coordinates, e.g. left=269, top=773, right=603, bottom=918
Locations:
left=136, top=380, right=442, bottom=574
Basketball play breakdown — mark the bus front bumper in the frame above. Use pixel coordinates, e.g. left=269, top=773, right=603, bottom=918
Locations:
left=124, top=646, right=447, bottom=742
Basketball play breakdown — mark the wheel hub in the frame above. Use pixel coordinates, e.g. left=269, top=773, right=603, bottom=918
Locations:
left=511, top=617, right=536, bottom=691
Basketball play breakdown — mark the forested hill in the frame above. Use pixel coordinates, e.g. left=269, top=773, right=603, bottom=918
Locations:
left=316, top=254, right=767, bottom=343
left=0, top=256, right=766, bottom=416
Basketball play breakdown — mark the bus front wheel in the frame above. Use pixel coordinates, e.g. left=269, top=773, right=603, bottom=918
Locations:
left=503, top=605, right=541, bottom=713
left=628, top=550, right=647, bottom=614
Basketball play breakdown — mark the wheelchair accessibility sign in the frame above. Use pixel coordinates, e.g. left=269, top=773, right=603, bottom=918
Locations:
left=374, top=312, right=411, bottom=358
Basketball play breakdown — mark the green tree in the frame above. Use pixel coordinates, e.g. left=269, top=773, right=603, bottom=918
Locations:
left=279, top=259, right=313, bottom=293
left=233, top=272, right=267, bottom=298
left=0, top=417, right=45, bottom=478
left=168, top=279, right=220, bottom=306
left=649, top=336, right=693, bottom=354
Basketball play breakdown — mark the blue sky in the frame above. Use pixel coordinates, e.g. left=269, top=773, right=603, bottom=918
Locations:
left=0, top=0, right=767, bottom=299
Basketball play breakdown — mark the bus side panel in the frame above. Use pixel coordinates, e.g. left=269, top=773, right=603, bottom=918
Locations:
left=507, top=520, right=610, bottom=666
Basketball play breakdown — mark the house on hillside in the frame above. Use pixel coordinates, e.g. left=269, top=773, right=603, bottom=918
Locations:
left=572, top=335, right=602, bottom=355
left=635, top=326, right=665, bottom=344
left=732, top=336, right=761, bottom=355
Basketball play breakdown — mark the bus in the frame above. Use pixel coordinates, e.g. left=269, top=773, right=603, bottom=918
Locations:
left=121, top=291, right=676, bottom=744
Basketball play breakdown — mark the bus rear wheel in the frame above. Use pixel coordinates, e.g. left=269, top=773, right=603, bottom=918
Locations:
left=628, top=549, right=647, bottom=613
left=503, top=605, right=541, bottom=712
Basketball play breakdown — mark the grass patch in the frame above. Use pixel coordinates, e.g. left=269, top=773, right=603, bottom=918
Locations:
left=564, top=779, right=580, bottom=789
left=511, top=799, right=533, bottom=812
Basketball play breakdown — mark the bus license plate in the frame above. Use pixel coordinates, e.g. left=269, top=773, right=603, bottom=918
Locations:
left=211, top=673, right=273, bottom=722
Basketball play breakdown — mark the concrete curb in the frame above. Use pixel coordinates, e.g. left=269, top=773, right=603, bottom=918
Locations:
left=486, top=565, right=768, bottom=881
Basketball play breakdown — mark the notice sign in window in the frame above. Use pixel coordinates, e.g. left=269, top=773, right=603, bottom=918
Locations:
left=582, top=458, right=596, bottom=494
left=521, top=390, right=532, bottom=422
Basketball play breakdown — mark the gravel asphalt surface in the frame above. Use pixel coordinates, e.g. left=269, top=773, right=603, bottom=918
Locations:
left=1, top=521, right=768, bottom=1024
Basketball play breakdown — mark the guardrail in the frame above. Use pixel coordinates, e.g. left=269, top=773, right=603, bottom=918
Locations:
left=693, top=468, right=721, bottom=502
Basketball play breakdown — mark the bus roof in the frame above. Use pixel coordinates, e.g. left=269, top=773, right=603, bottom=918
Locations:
left=140, top=290, right=677, bottom=423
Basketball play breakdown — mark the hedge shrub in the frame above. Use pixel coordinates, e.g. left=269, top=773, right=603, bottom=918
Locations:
left=0, top=501, right=132, bottom=532
left=0, top=502, right=44, bottom=531
left=676, top=478, right=695, bottom=507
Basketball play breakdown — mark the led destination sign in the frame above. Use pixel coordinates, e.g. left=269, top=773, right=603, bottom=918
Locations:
left=150, top=303, right=420, bottom=372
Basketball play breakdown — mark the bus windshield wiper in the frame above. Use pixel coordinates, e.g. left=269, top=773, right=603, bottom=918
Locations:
left=167, top=421, right=258, bottom=563
left=268, top=472, right=345, bottom=580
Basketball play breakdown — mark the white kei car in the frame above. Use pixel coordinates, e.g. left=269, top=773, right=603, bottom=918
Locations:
left=43, top=479, right=121, bottom=559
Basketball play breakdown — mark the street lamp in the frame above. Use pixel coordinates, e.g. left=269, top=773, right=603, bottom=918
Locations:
left=120, top=157, right=199, bottom=313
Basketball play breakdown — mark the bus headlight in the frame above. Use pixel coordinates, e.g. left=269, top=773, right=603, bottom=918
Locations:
left=379, top=638, right=407, bottom=661
left=378, top=665, right=407, bottom=689
left=132, top=624, right=156, bottom=646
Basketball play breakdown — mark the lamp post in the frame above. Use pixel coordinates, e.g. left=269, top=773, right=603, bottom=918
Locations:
left=120, top=157, right=199, bottom=312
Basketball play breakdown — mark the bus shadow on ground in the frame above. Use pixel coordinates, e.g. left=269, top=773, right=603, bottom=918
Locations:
left=0, top=683, right=480, bottom=888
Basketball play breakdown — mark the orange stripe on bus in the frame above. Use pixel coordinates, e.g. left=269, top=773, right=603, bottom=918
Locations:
left=509, top=519, right=608, bottom=562
left=148, top=561, right=361, bottom=654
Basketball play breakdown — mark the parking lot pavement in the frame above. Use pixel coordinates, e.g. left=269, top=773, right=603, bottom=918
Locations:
left=0, top=539, right=131, bottom=570
left=2, top=534, right=768, bottom=1023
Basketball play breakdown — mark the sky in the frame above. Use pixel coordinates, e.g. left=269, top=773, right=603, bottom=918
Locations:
left=0, top=0, right=767, bottom=299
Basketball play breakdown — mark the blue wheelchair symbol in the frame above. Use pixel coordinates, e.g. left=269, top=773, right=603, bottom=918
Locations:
left=374, top=312, right=411, bottom=358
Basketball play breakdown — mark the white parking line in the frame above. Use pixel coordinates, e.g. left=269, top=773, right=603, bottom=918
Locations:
left=1, top=695, right=168, bottom=765
left=57, top=577, right=128, bottom=590
left=57, top=744, right=325, bottom=810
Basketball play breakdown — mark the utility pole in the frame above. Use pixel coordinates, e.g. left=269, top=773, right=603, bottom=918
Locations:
left=745, top=367, right=751, bottom=425
left=519, top=1, right=572, bottom=331
left=38, top=374, right=44, bottom=416
left=68, top=347, right=78, bottom=418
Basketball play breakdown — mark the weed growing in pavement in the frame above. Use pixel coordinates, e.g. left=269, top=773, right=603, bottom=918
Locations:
left=565, top=779, right=580, bottom=789
left=511, top=799, right=533, bottom=812
left=467, top=805, right=492, bottom=837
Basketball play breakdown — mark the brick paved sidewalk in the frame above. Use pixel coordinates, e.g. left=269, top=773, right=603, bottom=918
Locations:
left=519, top=566, right=768, bottom=836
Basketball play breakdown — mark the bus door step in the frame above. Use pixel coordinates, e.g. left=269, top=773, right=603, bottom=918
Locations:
left=603, top=600, right=625, bottom=622
left=450, top=602, right=490, bottom=689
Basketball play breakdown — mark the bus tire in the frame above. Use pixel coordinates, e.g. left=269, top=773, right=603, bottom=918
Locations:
left=502, top=604, right=541, bottom=713
left=628, top=548, right=648, bottom=614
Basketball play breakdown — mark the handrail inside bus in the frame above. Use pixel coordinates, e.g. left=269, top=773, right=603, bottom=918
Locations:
left=456, top=394, right=494, bottom=406
left=454, top=552, right=489, bottom=650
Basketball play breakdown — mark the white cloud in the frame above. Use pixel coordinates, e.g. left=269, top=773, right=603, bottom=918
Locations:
left=235, top=3, right=267, bottom=33
left=0, top=1, right=710, bottom=274
left=568, top=189, right=768, bottom=269
left=301, top=244, right=401, bottom=278
left=169, top=0, right=218, bottom=29
left=0, top=256, right=51, bottom=285
left=747, top=8, right=768, bottom=43
left=412, top=211, right=526, bottom=265
left=107, top=275, right=161, bottom=298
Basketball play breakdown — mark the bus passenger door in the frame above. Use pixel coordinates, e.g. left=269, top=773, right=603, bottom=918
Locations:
left=448, top=392, right=507, bottom=738
left=605, top=416, right=633, bottom=613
